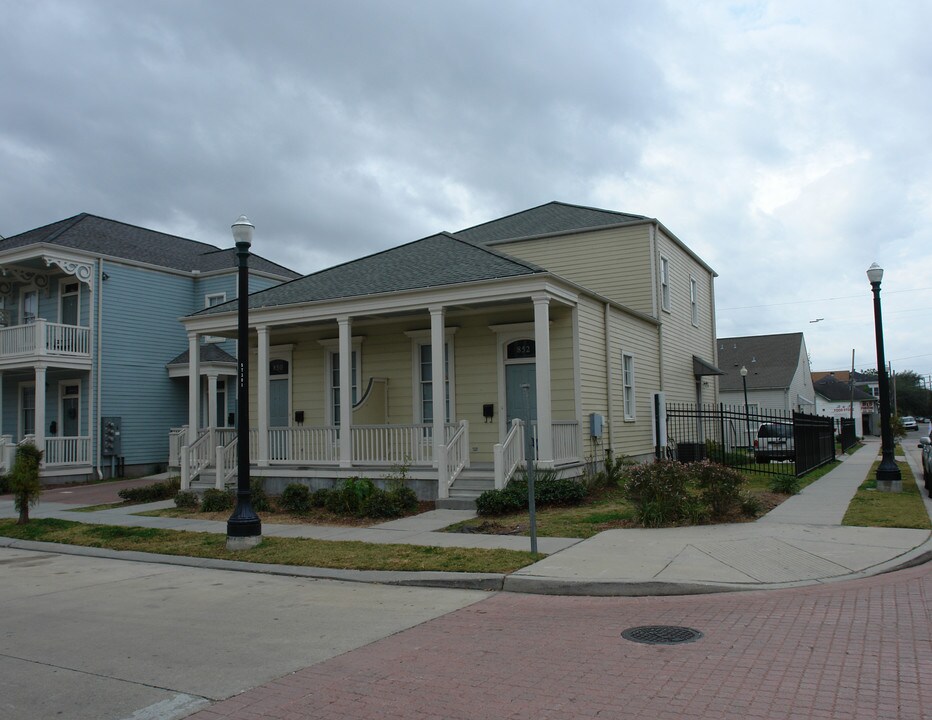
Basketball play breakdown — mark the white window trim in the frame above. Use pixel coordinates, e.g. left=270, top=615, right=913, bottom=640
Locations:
left=622, top=353, right=636, bottom=421
left=19, top=381, right=36, bottom=439
left=319, top=336, right=364, bottom=425
left=204, top=293, right=227, bottom=343
left=689, top=275, right=699, bottom=327
left=405, top=328, right=457, bottom=423
left=660, top=256, right=671, bottom=313
left=59, top=278, right=81, bottom=326
left=58, top=379, right=82, bottom=436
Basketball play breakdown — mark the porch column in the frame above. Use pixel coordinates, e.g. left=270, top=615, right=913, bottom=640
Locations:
left=35, top=365, right=47, bottom=461
left=430, top=307, right=448, bottom=496
left=257, top=324, right=269, bottom=466
left=338, top=316, right=352, bottom=468
left=207, top=371, right=219, bottom=430
left=533, top=295, right=553, bottom=467
left=187, top=332, right=199, bottom=445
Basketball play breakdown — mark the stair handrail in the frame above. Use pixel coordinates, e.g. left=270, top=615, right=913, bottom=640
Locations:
left=493, top=419, right=524, bottom=489
left=440, top=420, right=470, bottom=497
left=214, top=436, right=238, bottom=489
left=181, top=430, right=213, bottom=489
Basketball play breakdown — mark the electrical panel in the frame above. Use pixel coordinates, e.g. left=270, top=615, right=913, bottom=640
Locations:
left=589, top=413, right=604, bottom=437
left=101, top=416, right=122, bottom=457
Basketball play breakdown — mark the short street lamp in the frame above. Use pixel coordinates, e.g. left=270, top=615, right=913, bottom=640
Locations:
left=867, top=262, right=902, bottom=492
left=226, top=215, right=263, bottom=548
left=740, top=365, right=752, bottom=450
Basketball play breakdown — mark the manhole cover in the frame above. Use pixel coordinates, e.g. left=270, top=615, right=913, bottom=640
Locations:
left=621, top=625, right=703, bottom=645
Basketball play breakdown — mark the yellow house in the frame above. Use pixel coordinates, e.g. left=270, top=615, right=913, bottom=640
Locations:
left=176, top=202, right=720, bottom=506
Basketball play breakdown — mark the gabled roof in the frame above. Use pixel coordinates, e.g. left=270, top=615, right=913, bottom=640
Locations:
left=813, top=375, right=874, bottom=403
left=454, top=201, right=649, bottom=244
left=195, top=232, right=547, bottom=315
left=0, top=213, right=301, bottom=279
left=167, top=344, right=237, bottom=366
left=717, top=333, right=807, bottom=392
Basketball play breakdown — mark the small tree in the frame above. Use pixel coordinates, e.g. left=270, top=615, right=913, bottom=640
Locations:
left=10, top=442, right=43, bottom=524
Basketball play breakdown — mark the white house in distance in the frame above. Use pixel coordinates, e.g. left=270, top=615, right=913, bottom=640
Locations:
left=718, top=332, right=816, bottom=413
left=176, top=201, right=720, bottom=505
left=812, top=372, right=877, bottom=436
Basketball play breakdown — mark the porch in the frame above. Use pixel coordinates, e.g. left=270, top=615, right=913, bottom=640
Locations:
left=0, top=319, right=92, bottom=365
left=172, top=418, right=581, bottom=503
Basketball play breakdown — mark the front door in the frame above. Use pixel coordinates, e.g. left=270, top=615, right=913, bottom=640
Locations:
left=61, top=383, right=80, bottom=436
left=506, top=363, right=537, bottom=427
left=269, top=378, right=289, bottom=427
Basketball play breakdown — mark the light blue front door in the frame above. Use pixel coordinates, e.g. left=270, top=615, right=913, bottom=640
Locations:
left=269, top=378, right=289, bottom=427
left=506, top=363, right=537, bottom=427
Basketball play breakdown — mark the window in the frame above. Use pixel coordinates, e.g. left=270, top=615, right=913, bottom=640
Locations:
left=204, top=293, right=227, bottom=343
left=21, top=288, right=38, bottom=324
left=660, top=257, right=670, bottom=312
left=60, top=280, right=80, bottom=326
left=622, top=353, right=635, bottom=420
left=419, top=342, right=452, bottom=423
left=329, top=350, right=359, bottom=425
left=689, top=276, right=699, bottom=326
left=20, top=384, right=36, bottom=437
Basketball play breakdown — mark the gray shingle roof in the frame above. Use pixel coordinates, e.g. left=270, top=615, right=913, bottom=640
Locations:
left=813, top=375, right=874, bottom=402
left=454, top=201, right=649, bottom=244
left=195, top=232, right=547, bottom=315
left=717, top=333, right=806, bottom=391
left=167, top=344, right=237, bottom=366
left=0, top=214, right=301, bottom=279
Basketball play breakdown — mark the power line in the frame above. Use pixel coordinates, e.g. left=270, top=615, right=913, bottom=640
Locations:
left=719, top=285, right=932, bottom=311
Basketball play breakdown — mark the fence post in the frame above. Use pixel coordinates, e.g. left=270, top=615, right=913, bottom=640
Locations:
left=719, top=403, right=726, bottom=464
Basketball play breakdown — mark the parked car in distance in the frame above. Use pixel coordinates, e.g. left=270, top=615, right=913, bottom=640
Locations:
left=901, top=416, right=918, bottom=431
left=754, top=422, right=795, bottom=463
left=917, top=435, right=932, bottom=497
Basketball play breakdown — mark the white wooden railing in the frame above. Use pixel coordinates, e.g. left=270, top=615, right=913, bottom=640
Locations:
left=352, top=423, right=457, bottom=465
left=439, top=420, right=470, bottom=498
left=180, top=430, right=213, bottom=489
left=493, top=419, right=525, bottom=489
left=0, top=435, right=14, bottom=473
left=168, top=427, right=187, bottom=468
left=552, top=421, right=580, bottom=463
left=214, top=437, right=238, bottom=489
left=0, top=320, right=91, bottom=358
left=45, top=436, right=92, bottom=466
left=270, top=426, right=338, bottom=463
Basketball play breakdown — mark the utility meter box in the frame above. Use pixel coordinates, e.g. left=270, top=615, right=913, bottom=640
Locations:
left=589, top=413, right=604, bottom=437
left=101, top=416, right=122, bottom=457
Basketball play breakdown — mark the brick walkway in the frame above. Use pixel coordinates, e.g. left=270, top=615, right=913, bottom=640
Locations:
left=189, top=563, right=932, bottom=720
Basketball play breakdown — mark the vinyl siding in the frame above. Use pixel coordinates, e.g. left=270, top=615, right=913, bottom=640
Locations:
left=100, top=261, right=192, bottom=465
left=655, top=229, right=717, bottom=404
left=610, top=306, right=661, bottom=458
left=490, top=225, right=655, bottom=315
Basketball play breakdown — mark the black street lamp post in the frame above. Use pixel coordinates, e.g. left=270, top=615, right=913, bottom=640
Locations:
left=740, top=365, right=752, bottom=451
left=867, top=262, right=902, bottom=493
left=226, top=215, right=263, bottom=548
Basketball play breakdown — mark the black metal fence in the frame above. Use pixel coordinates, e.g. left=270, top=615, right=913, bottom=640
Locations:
left=837, top=418, right=857, bottom=454
left=663, top=403, right=836, bottom=477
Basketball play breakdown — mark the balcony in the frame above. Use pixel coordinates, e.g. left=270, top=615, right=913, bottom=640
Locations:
left=0, top=319, right=92, bottom=367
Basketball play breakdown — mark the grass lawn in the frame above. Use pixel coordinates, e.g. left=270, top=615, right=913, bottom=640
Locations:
left=842, top=460, right=932, bottom=530
left=0, top=518, right=541, bottom=573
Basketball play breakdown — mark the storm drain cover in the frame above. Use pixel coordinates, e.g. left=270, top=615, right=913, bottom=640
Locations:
left=621, top=625, right=703, bottom=645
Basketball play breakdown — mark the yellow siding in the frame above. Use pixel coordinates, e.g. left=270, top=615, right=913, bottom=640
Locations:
left=611, top=307, right=661, bottom=458
left=494, top=225, right=655, bottom=315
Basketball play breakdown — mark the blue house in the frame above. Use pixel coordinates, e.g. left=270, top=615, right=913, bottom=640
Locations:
left=0, top=214, right=300, bottom=482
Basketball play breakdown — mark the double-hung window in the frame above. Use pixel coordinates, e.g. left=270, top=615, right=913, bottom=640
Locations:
left=204, top=293, right=227, bottom=343
left=660, top=257, right=671, bottom=312
left=622, top=353, right=636, bottom=420
left=689, top=276, right=699, bottom=326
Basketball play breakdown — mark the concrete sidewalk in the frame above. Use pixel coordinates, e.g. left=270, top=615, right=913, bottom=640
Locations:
left=1, top=436, right=930, bottom=595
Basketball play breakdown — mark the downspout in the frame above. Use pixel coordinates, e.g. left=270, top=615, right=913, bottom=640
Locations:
left=95, top=260, right=104, bottom=479
left=604, top=302, right=615, bottom=454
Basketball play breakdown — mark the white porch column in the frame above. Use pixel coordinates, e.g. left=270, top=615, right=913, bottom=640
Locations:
left=35, top=365, right=47, bottom=460
left=187, top=332, right=199, bottom=445
left=429, top=306, right=448, bottom=496
left=338, top=316, right=352, bottom=468
left=257, top=324, right=270, bottom=466
left=206, top=371, right=219, bottom=430
left=533, top=295, right=553, bottom=467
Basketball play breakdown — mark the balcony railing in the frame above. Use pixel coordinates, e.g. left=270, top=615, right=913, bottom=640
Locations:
left=45, top=436, right=92, bottom=466
left=0, top=320, right=91, bottom=360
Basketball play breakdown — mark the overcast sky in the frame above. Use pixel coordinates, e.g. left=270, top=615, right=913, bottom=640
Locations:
left=3, top=1, right=932, bottom=384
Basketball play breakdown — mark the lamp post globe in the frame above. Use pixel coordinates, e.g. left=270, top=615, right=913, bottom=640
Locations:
left=226, top=214, right=263, bottom=548
left=867, top=262, right=902, bottom=492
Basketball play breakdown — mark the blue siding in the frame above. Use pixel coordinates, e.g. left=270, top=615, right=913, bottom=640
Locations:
left=99, top=262, right=192, bottom=465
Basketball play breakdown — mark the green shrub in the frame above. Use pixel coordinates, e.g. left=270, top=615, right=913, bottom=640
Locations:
left=386, top=484, right=418, bottom=513
left=0, top=473, right=10, bottom=494
left=535, top=477, right=587, bottom=506
left=769, top=474, right=801, bottom=495
left=475, top=484, right=526, bottom=516
left=249, top=477, right=271, bottom=512
left=174, top=490, right=200, bottom=509
left=10, top=442, right=43, bottom=524
left=475, top=473, right=587, bottom=516
left=201, top=488, right=235, bottom=512
left=280, top=483, right=312, bottom=514
left=311, top=488, right=332, bottom=508
left=622, top=460, right=691, bottom=527
left=691, top=460, right=746, bottom=519
left=740, top=492, right=764, bottom=517
left=118, top=477, right=181, bottom=503
left=325, top=477, right=376, bottom=516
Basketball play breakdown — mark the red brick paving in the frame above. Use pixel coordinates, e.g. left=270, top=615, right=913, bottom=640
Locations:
left=1, top=476, right=161, bottom=505
left=188, top=562, right=932, bottom=720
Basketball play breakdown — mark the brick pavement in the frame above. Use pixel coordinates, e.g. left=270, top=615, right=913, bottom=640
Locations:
left=187, top=563, right=931, bottom=720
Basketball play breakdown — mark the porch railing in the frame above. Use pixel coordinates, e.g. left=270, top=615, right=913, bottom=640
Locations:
left=0, top=320, right=91, bottom=358
left=0, top=434, right=14, bottom=473
left=352, top=423, right=457, bottom=466
left=439, top=420, right=470, bottom=498
left=168, top=427, right=187, bottom=468
left=552, top=420, right=580, bottom=463
left=45, top=436, right=92, bottom=466
left=180, top=430, right=214, bottom=490
left=493, top=419, right=525, bottom=489
left=270, top=426, right=338, bottom=463
left=214, top=437, right=238, bottom=489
